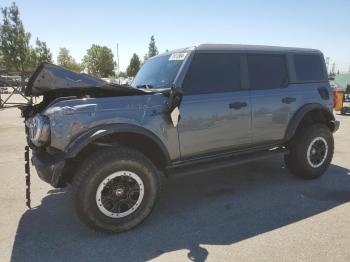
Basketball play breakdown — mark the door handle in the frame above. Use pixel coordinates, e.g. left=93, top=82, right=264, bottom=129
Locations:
left=229, top=101, right=247, bottom=109
left=281, top=97, right=296, bottom=104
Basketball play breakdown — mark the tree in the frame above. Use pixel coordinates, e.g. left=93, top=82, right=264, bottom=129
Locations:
left=83, top=44, right=115, bottom=78
left=117, top=71, right=128, bottom=78
left=0, top=2, right=31, bottom=82
left=126, top=53, right=141, bottom=77
left=35, top=38, right=52, bottom=64
left=57, top=47, right=83, bottom=72
left=57, top=47, right=72, bottom=67
left=0, top=49, right=5, bottom=71
left=25, top=47, right=38, bottom=72
left=144, top=35, right=159, bottom=61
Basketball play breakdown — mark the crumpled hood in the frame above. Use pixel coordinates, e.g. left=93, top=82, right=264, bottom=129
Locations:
left=25, top=62, right=149, bottom=97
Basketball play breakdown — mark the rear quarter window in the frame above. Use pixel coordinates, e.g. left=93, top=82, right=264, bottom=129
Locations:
left=294, top=54, right=325, bottom=82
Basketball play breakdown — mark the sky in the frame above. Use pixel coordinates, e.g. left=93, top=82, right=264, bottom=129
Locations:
left=1, top=0, right=350, bottom=72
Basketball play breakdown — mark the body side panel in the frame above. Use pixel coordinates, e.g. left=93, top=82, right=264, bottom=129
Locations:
left=178, top=91, right=251, bottom=159
left=43, top=94, right=180, bottom=161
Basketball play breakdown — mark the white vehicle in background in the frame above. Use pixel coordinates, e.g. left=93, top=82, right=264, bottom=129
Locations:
left=101, top=77, right=132, bottom=86
left=112, top=77, right=132, bottom=85
left=1, top=75, right=21, bottom=85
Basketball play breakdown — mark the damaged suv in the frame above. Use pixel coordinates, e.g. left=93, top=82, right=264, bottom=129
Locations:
left=22, top=44, right=339, bottom=233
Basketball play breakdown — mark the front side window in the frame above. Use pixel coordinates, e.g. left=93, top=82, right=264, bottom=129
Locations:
left=247, top=54, right=288, bottom=89
left=183, top=53, right=241, bottom=95
left=132, top=54, right=185, bottom=89
left=294, top=54, right=325, bottom=82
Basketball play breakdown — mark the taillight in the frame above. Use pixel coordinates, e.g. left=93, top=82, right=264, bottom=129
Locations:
left=318, top=87, right=329, bottom=100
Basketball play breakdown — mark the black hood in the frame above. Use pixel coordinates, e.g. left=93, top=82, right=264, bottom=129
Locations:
left=25, top=62, right=148, bottom=97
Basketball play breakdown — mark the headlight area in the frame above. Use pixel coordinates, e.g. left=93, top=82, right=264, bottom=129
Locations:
left=25, top=114, right=51, bottom=147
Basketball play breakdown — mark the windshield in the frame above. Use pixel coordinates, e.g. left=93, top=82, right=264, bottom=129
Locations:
left=132, top=54, right=186, bottom=89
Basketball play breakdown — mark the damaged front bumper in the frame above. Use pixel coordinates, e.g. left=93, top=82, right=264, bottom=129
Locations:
left=31, top=151, right=66, bottom=188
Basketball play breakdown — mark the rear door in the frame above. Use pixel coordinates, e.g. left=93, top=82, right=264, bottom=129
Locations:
left=178, top=52, right=252, bottom=159
left=248, top=53, right=300, bottom=144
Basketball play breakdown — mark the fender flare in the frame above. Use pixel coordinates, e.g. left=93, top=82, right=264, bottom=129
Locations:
left=284, top=103, right=335, bottom=141
left=64, top=123, right=171, bottom=163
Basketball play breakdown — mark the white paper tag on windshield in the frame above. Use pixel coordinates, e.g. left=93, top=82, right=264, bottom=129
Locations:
left=170, top=106, right=180, bottom=127
left=169, top=52, right=187, bottom=61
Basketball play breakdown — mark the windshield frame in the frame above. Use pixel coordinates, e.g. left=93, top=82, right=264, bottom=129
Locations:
left=131, top=50, right=192, bottom=90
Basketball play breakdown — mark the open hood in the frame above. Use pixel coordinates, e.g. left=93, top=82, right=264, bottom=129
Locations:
left=25, top=62, right=148, bottom=97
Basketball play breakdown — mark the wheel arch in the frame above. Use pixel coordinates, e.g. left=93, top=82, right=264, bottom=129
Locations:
left=285, top=103, right=336, bottom=142
left=64, top=123, right=171, bottom=169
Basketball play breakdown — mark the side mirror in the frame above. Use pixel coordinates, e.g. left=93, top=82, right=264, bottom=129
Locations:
left=167, top=85, right=182, bottom=111
left=167, top=85, right=183, bottom=127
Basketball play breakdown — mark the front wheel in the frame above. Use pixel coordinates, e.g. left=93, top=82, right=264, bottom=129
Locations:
left=73, top=147, right=161, bottom=233
left=284, top=124, right=334, bottom=179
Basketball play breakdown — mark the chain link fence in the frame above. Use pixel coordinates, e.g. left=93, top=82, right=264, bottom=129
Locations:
left=0, top=77, right=31, bottom=109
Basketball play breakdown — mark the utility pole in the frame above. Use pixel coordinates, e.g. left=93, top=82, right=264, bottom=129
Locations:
left=116, top=43, right=120, bottom=77
left=325, top=57, right=330, bottom=73
left=332, top=63, right=336, bottom=74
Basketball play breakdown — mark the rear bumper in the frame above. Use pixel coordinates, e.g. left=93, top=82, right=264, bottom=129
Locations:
left=31, top=151, right=66, bottom=188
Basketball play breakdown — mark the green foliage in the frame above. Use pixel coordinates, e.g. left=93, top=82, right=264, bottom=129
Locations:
left=117, top=71, right=128, bottom=78
left=0, top=3, right=53, bottom=77
left=25, top=47, right=38, bottom=71
left=83, top=44, right=116, bottom=78
left=0, top=49, right=5, bottom=71
left=35, top=38, right=52, bottom=64
left=57, top=47, right=83, bottom=72
left=148, top=35, right=159, bottom=57
left=126, top=53, right=141, bottom=77
left=21, top=39, right=53, bottom=71
left=144, top=35, right=159, bottom=61
left=57, top=47, right=72, bottom=67
left=0, top=2, right=31, bottom=77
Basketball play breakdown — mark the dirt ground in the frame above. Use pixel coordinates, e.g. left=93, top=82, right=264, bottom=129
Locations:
left=0, top=102, right=349, bottom=262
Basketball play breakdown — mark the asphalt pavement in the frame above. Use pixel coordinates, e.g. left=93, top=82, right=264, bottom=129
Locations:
left=0, top=105, right=349, bottom=262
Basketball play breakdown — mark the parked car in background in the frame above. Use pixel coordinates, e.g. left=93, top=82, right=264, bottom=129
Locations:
left=112, top=77, right=132, bottom=85
left=0, top=87, right=9, bottom=93
left=0, top=75, right=21, bottom=86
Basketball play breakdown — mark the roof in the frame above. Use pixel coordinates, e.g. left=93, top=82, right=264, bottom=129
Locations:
left=152, top=44, right=321, bottom=61
left=194, top=44, right=320, bottom=53
left=334, top=73, right=350, bottom=89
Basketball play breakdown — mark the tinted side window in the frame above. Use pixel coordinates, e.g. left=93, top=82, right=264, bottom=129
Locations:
left=294, top=54, right=325, bottom=81
left=183, top=53, right=241, bottom=95
left=247, top=54, right=288, bottom=89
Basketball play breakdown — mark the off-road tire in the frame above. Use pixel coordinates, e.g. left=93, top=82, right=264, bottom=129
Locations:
left=72, top=147, right=161, bottom=233
left=284, top=124, right=334, bottom=179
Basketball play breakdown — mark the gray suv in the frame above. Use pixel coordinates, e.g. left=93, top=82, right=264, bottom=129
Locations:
left=22, top=44, right=339, bottom=233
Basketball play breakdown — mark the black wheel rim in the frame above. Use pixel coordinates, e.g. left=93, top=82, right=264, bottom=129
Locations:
left=96, top=171, right=144, bottom=218
left=307, top=137, right=328, bottom=168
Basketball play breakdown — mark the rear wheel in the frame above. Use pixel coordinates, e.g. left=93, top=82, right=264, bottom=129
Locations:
left=284, top=124, right=334, bottom=179
left=73, top=147, right=161, bottom=233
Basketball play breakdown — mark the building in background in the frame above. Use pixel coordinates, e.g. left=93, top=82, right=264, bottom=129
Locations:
left=334, top=73, right=350, bottom=90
